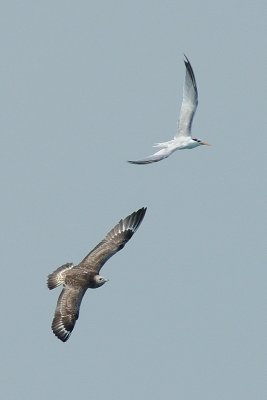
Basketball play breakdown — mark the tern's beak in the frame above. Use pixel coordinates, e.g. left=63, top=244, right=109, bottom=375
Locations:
left=201, top=141, right=211, bottom=146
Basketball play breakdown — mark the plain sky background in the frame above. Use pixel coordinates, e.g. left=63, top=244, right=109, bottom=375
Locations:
left=1, top=1, right=266, bottom=399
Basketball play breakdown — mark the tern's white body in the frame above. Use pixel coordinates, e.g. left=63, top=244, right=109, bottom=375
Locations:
left=128, top=56, right=210, bottom=165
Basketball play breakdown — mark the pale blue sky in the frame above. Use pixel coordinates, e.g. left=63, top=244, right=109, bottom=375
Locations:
left=0, top=1, right=266, bottom=399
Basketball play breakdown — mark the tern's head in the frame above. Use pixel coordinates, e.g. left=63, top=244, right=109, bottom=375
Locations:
left=94, top=275, right=109, bottom=288
left=192, top=138, right=211, bottom=146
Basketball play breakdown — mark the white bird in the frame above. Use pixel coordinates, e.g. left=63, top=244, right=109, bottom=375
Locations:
left=128, top=56, right=210, bottom=165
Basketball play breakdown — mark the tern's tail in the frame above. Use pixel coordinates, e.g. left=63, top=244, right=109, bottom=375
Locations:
left=153, top=141, right=170, bottom=148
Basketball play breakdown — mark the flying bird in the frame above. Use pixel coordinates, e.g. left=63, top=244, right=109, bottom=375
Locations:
left=47, top=207, right=147, bottom=342
left=128, top=56, right=210, bottom=164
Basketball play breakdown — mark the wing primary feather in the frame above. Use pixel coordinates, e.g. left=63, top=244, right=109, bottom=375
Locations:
left=51, top=286, right=86, bottom=342
left=183, top=54, right=198, bottom=96
left=78, top=207, right=147, bottom=273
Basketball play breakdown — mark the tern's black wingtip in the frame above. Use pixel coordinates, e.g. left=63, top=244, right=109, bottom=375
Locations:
left=127, top=160, right=146, bottom=165
left=183, top=54, right=190, bottom=65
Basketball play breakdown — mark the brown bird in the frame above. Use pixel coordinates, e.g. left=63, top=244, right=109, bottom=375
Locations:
left=47, top=207, right=147, bottom=342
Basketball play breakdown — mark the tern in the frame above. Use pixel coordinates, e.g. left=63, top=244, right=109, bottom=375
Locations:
left=128, top=56, right=210, bottom=164
left=47, top=207, right=147, bottom=342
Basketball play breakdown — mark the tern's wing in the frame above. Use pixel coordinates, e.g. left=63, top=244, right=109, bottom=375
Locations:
left=127, top=147, right=173, bottom=165
left=175, top=56, right=198, bottom=138
left=51, top=285, right=87, bottom=342
left=78, top=207, right=146, bottom=273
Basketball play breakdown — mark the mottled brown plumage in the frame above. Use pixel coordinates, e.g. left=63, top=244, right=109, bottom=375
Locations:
left=47, top=207, right=147, bottom=342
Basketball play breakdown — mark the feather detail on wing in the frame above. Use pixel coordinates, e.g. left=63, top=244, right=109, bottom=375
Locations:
left=175, top=55, right=198, bottom=138
left=51, top=285, right=87, bottom=342
left=79, top=207, right=146, bottom=273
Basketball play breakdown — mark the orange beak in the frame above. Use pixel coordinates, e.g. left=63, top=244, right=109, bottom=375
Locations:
left=201, top=141, right=211, bottom=146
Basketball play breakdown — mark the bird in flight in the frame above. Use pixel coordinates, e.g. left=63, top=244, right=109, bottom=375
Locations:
left=128, top=56, right=210, bottom=165
left=47, top=207, right=147, bottom=342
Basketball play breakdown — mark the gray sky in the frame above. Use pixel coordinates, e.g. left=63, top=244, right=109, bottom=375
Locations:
left=1, top=1, right=266, bottom=399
